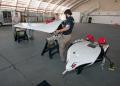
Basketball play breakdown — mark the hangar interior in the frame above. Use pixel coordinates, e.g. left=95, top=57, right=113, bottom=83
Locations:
left=0, top=0, right=120, bottom=86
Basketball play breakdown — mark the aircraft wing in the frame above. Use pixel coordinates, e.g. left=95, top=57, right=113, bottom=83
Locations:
left=14, top=20, right=63, bottom=33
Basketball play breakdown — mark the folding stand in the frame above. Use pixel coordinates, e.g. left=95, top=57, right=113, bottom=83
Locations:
left=14, top=28, right=28, bottom=43
left=41, top=39, right=59, bottom=59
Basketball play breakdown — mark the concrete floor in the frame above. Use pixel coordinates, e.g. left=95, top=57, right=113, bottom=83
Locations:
left=0, top=24, right=120, bottom=86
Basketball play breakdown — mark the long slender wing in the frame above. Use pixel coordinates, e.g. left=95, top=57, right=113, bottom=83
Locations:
left=14, top=20, right=63, bottom=33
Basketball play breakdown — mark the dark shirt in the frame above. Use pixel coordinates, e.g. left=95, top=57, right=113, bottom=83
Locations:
left=62, top=16, right=74, bottom=35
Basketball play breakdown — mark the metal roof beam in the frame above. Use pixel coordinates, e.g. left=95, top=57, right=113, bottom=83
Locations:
left=15, top=0, right=19, bottom=10
left=54, top=0, right=70, bottom=12
left=69, top=0, right=89, bottom=9
left=51, top=0, right=65, bottom=11
left=0, top=0, right=2, bottom=8
left=26, top=0, right=31, bottom=9
left=56, top=0, right=78, bottom=11
left=44, top=0, right=54, bottom=12
left=37, top=0, right=44, bottom=11
left=65, top=0, right=78, bottom=7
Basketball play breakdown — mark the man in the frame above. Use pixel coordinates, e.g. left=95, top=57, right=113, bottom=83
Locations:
left=25, top=16, right=34, bottom=40
left=12, top=12, right=20, bottom=33
left=12, top=12, right=20, bottom=25
left=56, top=9, right=74, bottom=62
left=54, top=13, right=59, bottom=21
left=12, top=12, right=21, bottom=41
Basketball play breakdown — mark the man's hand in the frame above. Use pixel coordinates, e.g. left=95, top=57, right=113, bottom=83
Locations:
left=55, top=27, right=68, bottom=34
left=55, top=30, right=60, bottom=34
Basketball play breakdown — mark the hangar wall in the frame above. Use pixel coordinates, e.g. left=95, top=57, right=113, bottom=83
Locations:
left=88, top=11, right=120, bottom=24
left=73, top=0, right=120, bottom=12
left=72, top=0, right=120, bottom=24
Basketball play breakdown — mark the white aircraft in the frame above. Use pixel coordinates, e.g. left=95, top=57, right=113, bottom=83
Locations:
left=62, top=39, right=110, bottom=75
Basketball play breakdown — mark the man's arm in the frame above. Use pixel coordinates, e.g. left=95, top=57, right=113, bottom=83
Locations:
left=56, top=24, right=70, bottom=33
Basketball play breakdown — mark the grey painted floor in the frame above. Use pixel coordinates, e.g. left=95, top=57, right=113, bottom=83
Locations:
left=0, top=24, right=120, bottom=86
